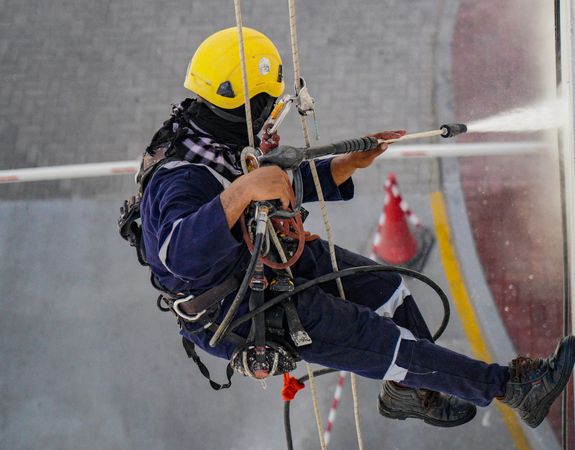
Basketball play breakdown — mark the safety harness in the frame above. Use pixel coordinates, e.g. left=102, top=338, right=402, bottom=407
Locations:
left=118, top=100, right=308, bottom=390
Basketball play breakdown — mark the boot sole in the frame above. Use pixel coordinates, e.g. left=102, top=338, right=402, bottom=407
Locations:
left=523, top=335, right=575, bottom=428
left=378, top=399, right=477, bottom=428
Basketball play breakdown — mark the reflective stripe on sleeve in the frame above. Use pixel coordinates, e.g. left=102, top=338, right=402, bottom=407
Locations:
left=158, top=218, right=184, bottom=274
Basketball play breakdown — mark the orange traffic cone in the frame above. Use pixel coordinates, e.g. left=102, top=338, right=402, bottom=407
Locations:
left=370, top=173, right=434, bottom=271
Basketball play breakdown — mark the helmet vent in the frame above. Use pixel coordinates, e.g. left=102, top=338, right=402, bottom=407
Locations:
left=217, top=81, right=235, bottom=98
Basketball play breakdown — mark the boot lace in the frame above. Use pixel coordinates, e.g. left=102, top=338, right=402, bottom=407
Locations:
left=510, top=357, right=542, bottom=382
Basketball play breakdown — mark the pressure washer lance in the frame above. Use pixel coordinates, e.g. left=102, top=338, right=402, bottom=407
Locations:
left=258, top=123, right=467, bottom=170
left=381, top=123, right=468, bottom=144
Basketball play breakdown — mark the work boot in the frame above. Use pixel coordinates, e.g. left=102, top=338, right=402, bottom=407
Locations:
left=500, top=335, right=575, bottom=428
left=378, top=381, right=477, bottom=427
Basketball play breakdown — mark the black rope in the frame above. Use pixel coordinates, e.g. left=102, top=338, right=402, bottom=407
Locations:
left=284, top=368, right=337, bottom=450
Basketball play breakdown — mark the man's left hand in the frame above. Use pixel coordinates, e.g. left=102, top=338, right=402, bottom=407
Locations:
left=330, top=129, right=406, bottom=186
left=342, top=130, right=406, bottom=168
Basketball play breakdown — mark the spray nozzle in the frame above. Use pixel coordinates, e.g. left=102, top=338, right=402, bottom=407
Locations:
left=440, top=123, right=468, bottom=138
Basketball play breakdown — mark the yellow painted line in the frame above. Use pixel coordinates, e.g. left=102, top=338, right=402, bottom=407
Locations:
left=429, top=191, right=531, bottom=450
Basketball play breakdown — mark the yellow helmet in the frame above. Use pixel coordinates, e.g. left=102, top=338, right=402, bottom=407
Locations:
left=184, top=27, right=285, bottom=110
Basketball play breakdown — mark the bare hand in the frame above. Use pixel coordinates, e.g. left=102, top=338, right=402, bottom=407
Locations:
left=221, top=165, right=292, bottom=228
left=240, top=165, right=292, bottom=209
left=342, top=130, right=406, bottom=169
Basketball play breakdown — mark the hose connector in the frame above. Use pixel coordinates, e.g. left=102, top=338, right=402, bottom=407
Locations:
left=440, top=123, right=467, bottom=138
left=255, top=203, right=271, bottom=235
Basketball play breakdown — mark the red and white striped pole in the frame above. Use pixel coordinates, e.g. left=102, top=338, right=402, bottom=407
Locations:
left=323, top=371, right=347, bottom=447
left=0, top=160, right=139, bottom=184
left=0, top=142, right=542, bottom=185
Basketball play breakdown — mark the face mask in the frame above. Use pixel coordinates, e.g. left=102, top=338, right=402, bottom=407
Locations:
left=189, top=94, right=276, bottom=147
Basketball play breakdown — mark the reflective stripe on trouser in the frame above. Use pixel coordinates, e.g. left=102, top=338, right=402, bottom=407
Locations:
left=292, top=241, right=508, bottom=406
left=293, top=287, right=508, bottom=406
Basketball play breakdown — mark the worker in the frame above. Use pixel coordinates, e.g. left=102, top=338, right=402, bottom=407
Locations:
left=137, top=27, right=575, bottom=428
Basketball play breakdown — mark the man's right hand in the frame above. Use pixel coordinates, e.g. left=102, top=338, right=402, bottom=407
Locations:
left=220, top=166, right=291, bottom=228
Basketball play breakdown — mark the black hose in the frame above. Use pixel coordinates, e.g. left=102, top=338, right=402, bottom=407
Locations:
left=209, top=230, right=265, bottom=347
left=259, top=137, right=380, bottom=171
left=280, top=265, right=450, bottom=449
left=303, top=136, right=379, bottom=159
left=271, top=167, right=303, bottom=219
left=228, top=264, right=450, bottom=342
left=284, top=368, right=337, bottom=450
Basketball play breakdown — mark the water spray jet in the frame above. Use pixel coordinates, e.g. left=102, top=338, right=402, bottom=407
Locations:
left=466, top=98, right=568, bottom=133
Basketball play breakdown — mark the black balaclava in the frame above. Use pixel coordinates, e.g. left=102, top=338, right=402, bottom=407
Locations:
left=188, top=93, right=276, bottom=147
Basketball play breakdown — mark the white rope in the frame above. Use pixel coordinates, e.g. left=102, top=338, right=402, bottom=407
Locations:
left=267, top=224, right=331, bottom=450
left=267, top=221, right=328, bottom=450
left=266, top=222, right=293, bottom=278
left=233, top=0, right=255, bottom=149
left=268, top=223, right=332, bottom=450
left=306, top=364, right=327, bottom=450
left=287, top=1, right=364, bottom=449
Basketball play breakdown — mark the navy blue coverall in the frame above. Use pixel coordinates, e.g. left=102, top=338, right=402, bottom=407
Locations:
left=141, top=158, right=509, bottom=406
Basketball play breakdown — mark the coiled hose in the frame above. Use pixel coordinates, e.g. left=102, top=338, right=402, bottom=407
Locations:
left=278, top=264, right=451, bottom=450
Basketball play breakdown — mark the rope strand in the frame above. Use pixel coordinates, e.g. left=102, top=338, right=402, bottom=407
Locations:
left=306, top=364, right=327, bottom=450
left=287, top=1, right=364, bottom=448
left=233, top=0, right=255, bottom=148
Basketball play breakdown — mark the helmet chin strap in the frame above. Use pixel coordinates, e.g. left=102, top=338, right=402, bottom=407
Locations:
left=198, top=96, right=276, bottom=134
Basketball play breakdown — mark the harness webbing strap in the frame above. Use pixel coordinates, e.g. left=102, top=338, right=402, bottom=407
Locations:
left=174, top=272, right=243, bottom=316
left=283, top=299, right=312, bottom=347
left=182, top=337, right=234, bottom=391
left=250, top=289, right=266, bottom=348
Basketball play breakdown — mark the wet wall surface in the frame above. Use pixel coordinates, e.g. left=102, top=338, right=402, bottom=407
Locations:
left=453, top=0, right=571, bottom=445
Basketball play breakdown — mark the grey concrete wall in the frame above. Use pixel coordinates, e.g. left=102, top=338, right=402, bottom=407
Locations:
left=0, top=0, right=443, bottom=201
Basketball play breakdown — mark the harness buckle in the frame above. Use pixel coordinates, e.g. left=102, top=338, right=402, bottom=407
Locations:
left=172, top=295, right=209, bottom=324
